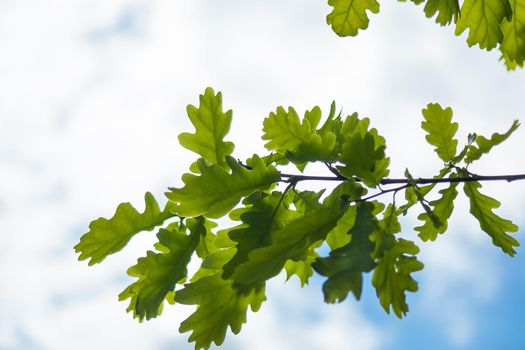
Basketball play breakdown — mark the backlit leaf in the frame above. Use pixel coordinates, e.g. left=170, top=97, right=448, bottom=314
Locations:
left=166, top=156, right=280, bottom=218
left=372, top=238, right=423, bottom=318
left=313, top=202, right=377, bottom=303
left=176, top=275, right=266, bottom=350
left=424, top=0, right=460, bottom=25
left=463, top=180, right=519, bottom=255
left=455, top=0, right=512, bottom=50
left=75, top=192, right=175, bottom=265
left=500, top=0, right=525, bottom=68
left=337, top=114, right=390, bottom=187
left=421, top=103, right=458, bottom=162
left=262, top=106, right=338, bottom=165
left=119, top=217, right=205, bottom=321
left=221, top=191, right=297, bottom=279
left=178, top=87, right=234, bottom=169
left=465, top=120, right=520, bottom=163
left=232, top=203, right=345, bottom=284
left=326, top=0, right=380, bottom=37
left=415, top=182, right=459, bottom=241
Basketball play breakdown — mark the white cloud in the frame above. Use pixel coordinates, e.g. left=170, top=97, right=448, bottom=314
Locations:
left=1, top=0, right=524, bottom=349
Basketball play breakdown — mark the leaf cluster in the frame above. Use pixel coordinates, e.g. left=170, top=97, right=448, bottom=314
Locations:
left=325, top=0, right=525, bottom=68
left=75, top=88, right=520, bottom=349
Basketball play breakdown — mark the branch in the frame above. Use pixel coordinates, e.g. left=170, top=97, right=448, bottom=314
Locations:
left=279, top=173, right=525, bottom=185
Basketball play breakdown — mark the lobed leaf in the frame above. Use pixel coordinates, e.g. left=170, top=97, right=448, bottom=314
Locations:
left=166, top=156, right=280, bottom=218
left=232, top=200, right=346, bottom=284
left=75, top=192, right=175, bottom=265
left=421, top=103, right=458, bottom=162
left=175, top=275, right=266, bottom=350
left=500, top=0, right=525, bottom=68
left=262, top=106, right=338, bottom=166
left=371, top=238, right=424, bottom=318
left=313, top=202, right=377, bottom=303
left=284, top=246, right=319, bottom=287
left=326, top=0, right=380, bottom=37
left=424, top=0, right=460, bottom=25
left=370, top=205, right=423, bottom=317
left=119, top=217, right=206, bottom=321
left=337, top=114, right=390, bottom=187
left=463, top=180, right=519, bottom=255
left=465, top=120, right=520, bottom=163
left=221, top=191, right=298, bottom=279
left=455, top=0, right=512, bottom=50
left=415, top=182, right=459, bottom=241
left=178, top=87, right=234, bottom=169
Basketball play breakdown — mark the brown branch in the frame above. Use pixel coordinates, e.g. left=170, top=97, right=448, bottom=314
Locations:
left=279, top=173, right=525, bottom=185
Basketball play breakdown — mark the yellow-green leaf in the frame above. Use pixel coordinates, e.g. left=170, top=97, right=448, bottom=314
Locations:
left=75, top=192, right=175, bottom=265
left=421, top=103, right=458, bottom=162
left=327, top=0, right=380, bottom=37
left=455, top=0, right=512, bottom=50
left=500, top=0, right=525, bottom=68
left=463, top=180, right=519, bottom=256
left=166, top=156, right=280, bottom=219
left=465, top=120, right=520, bottom=163
left=178, top=87, right=234, bottom=169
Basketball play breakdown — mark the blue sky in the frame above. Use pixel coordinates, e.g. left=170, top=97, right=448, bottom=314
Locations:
left=1, top=1, right=525, bottom=349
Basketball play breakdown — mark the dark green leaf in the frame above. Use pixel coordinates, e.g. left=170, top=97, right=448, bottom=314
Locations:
left=75, top=192, right=175, bottom=265
left=313, top=202, right=377, bottom=303
left=221, top=191, right=297, bottom=279
left=424, top=0, right=460, bottom=25
left=166, top=156, right=280, bottom=218
left=232, top=204, right=344, bottom=284
left=119, top=217, right=205, bottom=321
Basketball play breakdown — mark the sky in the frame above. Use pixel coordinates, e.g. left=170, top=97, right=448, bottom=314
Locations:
left=1, top=0, right=525, bottom=349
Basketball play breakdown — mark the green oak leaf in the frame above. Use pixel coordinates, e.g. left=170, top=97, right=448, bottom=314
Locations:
left=232, top=202, right=345, bottom=284
left=262, top=106, right=338, bottom=166
left=500, top=0, right=525, bottom=68
left=371, top=205, right=423, bottom=317
left=119, top=217, right=206, bottom=321
left=337, top=114, right=390, bottom=187
left=421, top=103, right=458, bottom=162
left=326, top=0, right=380, bottom=37
left=166, top=155, right=280, bottom=218
left=221, top=191, right=297, bottom=279
left=415, top=182, right=459, bottom=241
left=175, top=275, right=266, bottom=350
left=372, top=238, right=423, bottom=318
left=284, top=245, right=319, bottom=287
left=465, top=120, right=520, bottom=163
left=455, top=0, right=512, bottom=50
left=424, top=0, right=460, bottom=25
left=463, top=179, right=519, bottom=256
left=178, top=87, right=234, bottom=169
left=313, top=202, right=377, bottom=303
left=75, top=192, right=175, bottom=265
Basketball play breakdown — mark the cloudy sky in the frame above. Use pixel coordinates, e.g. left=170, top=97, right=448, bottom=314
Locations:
left=1, top=1, right=525, bottom=349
